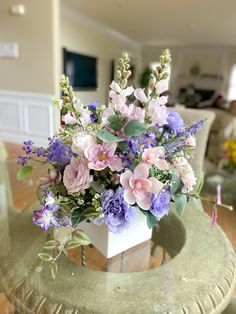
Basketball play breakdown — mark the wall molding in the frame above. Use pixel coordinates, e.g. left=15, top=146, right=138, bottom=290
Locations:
left=61, top=3, right=142, bottom=51
left=0, top=90, right=55, bottom=146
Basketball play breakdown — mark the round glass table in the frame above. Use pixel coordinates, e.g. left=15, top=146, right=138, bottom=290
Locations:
left=0, top=160, right=235, bottom=313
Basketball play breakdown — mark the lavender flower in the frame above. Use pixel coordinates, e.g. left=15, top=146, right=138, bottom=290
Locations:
left=187, top=119, right=206, bottom=135
left=47, top=138, right=73, bottom=165
left=17, top=155, right=31, bottom=166
left=97, top=187, right=137, bottom=233
left=150, top=189, right=171, bottom=220
left=167, top=111, right=185, bottom=133
left=32, top=203, right=61, bottom=230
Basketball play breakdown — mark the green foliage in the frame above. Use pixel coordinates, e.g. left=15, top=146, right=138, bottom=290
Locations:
left=71, top=208, right=87, bottom=227
left=42, top=240, right=60, bottom=251
left=108, top=114, right=126, bottom=131
left=170, top=172, right=182, bottom=194
left=91, top=181, right=106, bottom=194
left=139, top=67, right=153, bottom=88
left=140, top=209, right=158, bottom=229
left=38, top=252, right=53, bottom=262
left=17, top=165, right=33, bottom=181
left=97, top=129, right=123, bottom=143
left=195, top=171, right=204, bottom=194
left=124, top=120, right=148, bottom=136
left=118, top=141, right=130, bottom=151
left=173, top=194, right=187, bottom=216
left=73, top=230, right=91, bottom=246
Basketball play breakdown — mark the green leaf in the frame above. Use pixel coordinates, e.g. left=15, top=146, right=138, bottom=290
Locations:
left=82, top=207, right=100, bottom=218
left=50, top=262, right=58, bottom=280
left=17, top=165, right=33, bottom=181
left=108, top=114, right=126, bottom=131
left=173, top=194, right=187, bottom=216
left=91, top=181, right=106, bottom=193
left=97, top=129, right=123, bottom=142
left=195, top=171, right=204, bottom=194
left=118, top=141, right=130, bottom=151
left=37, top=253, right=52, bottom=262
left=71, top=208, right=85, bottom=227
left=140, top=209, right=158, bottom=229
left=73, top=230, right=91, bottom=246
left=65, top=240, right=81, bottom=250
left=43, top=240, right=60, bottom=251
left=124, top=120, right=148, bottom=136
left=170, top=172, right=182, bottom=194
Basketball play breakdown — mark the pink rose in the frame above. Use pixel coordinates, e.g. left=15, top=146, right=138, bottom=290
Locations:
left=63, top=157, right=93, bottom=194
left=120, top=163, right=164, bottom=210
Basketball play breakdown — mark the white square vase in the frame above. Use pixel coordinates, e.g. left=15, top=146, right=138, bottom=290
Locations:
left=80, top=211, right=152, bottom=259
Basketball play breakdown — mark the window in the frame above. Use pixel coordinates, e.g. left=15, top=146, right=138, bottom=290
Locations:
left=150, top=62, right=171, bottom=90
left=228, top=64, right=236, bottom=101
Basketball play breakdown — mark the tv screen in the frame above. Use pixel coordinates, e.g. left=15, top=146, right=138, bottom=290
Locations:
left=63, top=48, right=97, bottom=90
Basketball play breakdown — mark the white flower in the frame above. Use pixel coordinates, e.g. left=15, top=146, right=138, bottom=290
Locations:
left=72, top=132, right=96, bottom=155
left=45, top=192, right=55, bottom=206
left=62, top=113, right=77, bottom=125
left=134, top=88, right=148, bottom=102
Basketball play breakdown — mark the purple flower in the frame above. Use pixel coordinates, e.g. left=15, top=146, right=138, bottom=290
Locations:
left=33, top=147, right=46, bottom=157
left=88, top=101, right=98, bottom=111
left=22, top=140, right=34, bottom=154
left=98, top=187, right=137, bottom=233
left=17, top=155, right=31, bottom=166
left=187, top=119, right=206, bottom=135
left=150, top=189, right=171, bottom=220
left=90, top=113, right=98, bottom=123
left=32, top=203, right=61, bottom=230
left=47, top=138, right=73, bottom=165
left=167, top=111, right=185, bottom=133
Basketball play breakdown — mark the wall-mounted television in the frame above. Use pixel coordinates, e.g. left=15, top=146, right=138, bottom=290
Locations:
left=63, top=48, right=97, bottom=90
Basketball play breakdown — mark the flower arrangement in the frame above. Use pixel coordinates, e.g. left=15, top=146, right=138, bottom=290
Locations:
left=17, top=50, right=231, bottom=278
left=223, top=138, right=236, bottom=172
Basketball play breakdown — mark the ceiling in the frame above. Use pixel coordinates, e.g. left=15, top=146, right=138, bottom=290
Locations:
left=63, top=0, right=236, bottom=46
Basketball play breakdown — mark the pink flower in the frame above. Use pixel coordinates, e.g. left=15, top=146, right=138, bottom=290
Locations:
left=211, top=184, right=222, bottom=227
left=120, top=164, right=164, bottom=210
left=173, top=157, right=196, bottom=193
left=142, top=147, right=169, bottom=170
left=147, top=98, right=169, bottom=126
left=85, top=143, right=122, bottom=171
left=109, top=81, right=134, bottom=115
left=63, top=157, right=93, bottom=194
left=62, top=112, right=77, bottom=125
left=134, top=88, right=148, bottom=102
left=125, top=104, right=145, bottom=122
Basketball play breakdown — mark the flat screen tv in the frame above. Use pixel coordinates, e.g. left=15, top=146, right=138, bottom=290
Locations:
left=63, top=48, right=97, bottom=90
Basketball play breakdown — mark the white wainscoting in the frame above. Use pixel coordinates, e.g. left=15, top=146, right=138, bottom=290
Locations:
left=0, top=90, right=55, bottom=147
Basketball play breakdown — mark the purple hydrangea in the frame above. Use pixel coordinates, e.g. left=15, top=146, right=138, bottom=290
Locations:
left=150, top=189, right=171, bottom=220
left=167, top=111, right=185, bottom=133
left=98, top=187, right=137, bottom=233
left=46, top=138, right=73, bottom=165
left=32, top=203, right=61, bottom=230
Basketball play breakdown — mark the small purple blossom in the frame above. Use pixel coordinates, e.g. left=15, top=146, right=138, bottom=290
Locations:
left=88, top=101, right=98, bottom=111
left=150, top=189, right=171, bottom=220
left=32, top=203, right=61, bottom=230
left=22, top=140, right=34, bottom=154
left=17, top=155, right=31, bottom=166
left=33, top=147, right=46, bottom=157
left=97, top=187, right=137, bottom=233
left=167, top=111, right=185, bottom=134
left=90, top=113, right=98, bottom=123
left=46, top=138, right=73, bottom=165
left=187, top=119, right=206, bottom=135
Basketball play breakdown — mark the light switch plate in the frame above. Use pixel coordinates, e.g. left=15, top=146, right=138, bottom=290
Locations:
left=0, top=43, right=19, bottom=58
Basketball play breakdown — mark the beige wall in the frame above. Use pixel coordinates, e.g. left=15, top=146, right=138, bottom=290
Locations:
left=142, top=45, right=236, bottom=97
left=61, top=5, right=142, bottom=105
left=0, top=0, right=60, bottom=95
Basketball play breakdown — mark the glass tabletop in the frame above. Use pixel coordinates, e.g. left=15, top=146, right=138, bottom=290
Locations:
left=0, top=159, right=235, bottom=314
